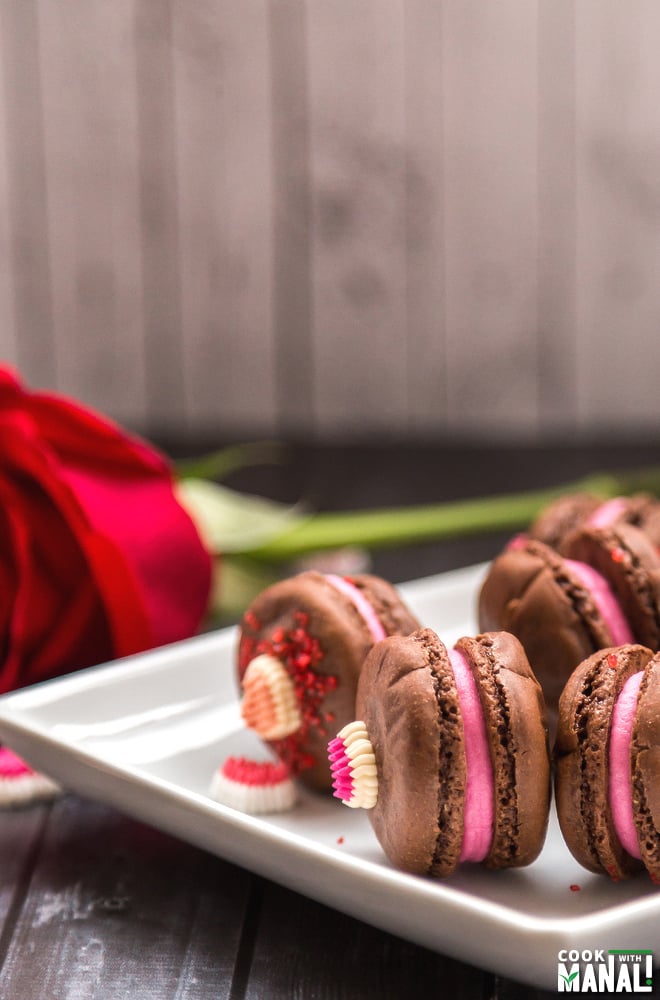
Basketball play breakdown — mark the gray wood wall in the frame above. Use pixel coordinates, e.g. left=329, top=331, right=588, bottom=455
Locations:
left=0, top=0, right=659, bottom=443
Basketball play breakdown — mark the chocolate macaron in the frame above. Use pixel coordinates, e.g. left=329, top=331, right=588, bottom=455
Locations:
left=237, top=571, right=420, bottom=789
left=555, top=643, right=660, bottom=881
left=564, top=523, right=660, bottom=650
left=479, top=523, right=660, bottom=725
left=527, top=492, right=660, bottom=551
left=328, top=628, right=550, bottom=877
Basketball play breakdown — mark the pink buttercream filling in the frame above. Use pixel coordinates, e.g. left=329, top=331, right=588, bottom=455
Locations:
left=588, top=497, right=629, bottom=530
left=505, top=532, right=529, bottom=551
left=448, top=648, right=494, bottom=863
left=325, top=574, right=386, bottom=643
left=564, top=559, right=634, bottom=646
left=0, top=747, right=34, bottom=779
left=609, top=670, right=643, bottom=860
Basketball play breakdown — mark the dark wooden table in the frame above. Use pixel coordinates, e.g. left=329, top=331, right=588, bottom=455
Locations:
left=1, top=442, right=659, bottom=999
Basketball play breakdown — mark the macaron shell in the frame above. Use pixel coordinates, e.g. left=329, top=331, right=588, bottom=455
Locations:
left=355, top=629, right=466, bottom=877
left=639, top=504, right=660, bottom=548
left=564, top=524, right=660, bottom=650
left=455, top=632, right=550, bottom=868
left=631, top=653, right=660, bottom=881
left=478, top=541, right=612, bottom=725
left=528, top=493, right=601, bottom=549
left=238, top=572, right=398, bottom=789
left=554, top=644, right=652, bottom=878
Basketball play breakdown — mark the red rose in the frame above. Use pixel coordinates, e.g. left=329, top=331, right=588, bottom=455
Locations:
left=0, top=367, right=212, bottom=694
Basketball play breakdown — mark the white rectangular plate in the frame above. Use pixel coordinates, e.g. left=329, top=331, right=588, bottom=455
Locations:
left=0, top=563, right=658, bottom=990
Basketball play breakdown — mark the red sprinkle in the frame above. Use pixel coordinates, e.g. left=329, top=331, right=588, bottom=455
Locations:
left=607, top=653, right=618, bottom=669
left=239, top=608, right=338, bottom=777
left=569, top=884, right=581, bottom=892
left=337, top=836, right=344, bottom=845
left=244, top=611, right=260, bottom=631
left=611, top=547, right=625, bottom=563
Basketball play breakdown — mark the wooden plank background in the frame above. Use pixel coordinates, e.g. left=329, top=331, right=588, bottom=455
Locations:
left=0, top=0, right=658, bottom=443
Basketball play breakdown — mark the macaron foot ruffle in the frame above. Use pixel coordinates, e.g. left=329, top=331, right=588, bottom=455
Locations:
left=209, top=756, right=297, bottom=814
left=0, top=747, right=61, bottom=808
left=328, top=721, right=378, bottom=809
left=241, top=654, right=302, bottom=740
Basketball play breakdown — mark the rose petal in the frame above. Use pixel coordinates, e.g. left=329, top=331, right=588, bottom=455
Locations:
left=0, top=367, right=212, bottom=691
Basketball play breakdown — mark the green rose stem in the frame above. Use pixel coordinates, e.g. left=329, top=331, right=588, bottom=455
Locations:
left=240, top=468, right=660, bottom=563
left=191, top=464, right=660, bottom=622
